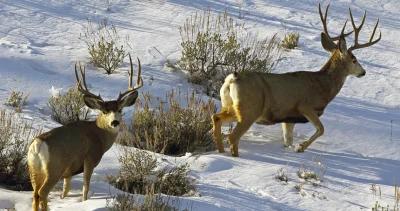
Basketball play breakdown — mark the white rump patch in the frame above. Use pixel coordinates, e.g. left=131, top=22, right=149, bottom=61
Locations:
left=224, top=73, right=237, bottom=83
left=220, top=75, right=235, bottom=108
left=28, top=138, right=49, bottom=171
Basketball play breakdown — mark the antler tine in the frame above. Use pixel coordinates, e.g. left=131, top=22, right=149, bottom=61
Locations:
left=319, top=3, right=330, bottom=38
left=319, top=3, right=352, bottom=41
left=128, top=53, right=133, bottom=89
left=348, top=8, right=381, bottom=52
left=74, top=62, right=103, bottom=101
left=74, top=62, right=86, bottom=93
left=134, top=57, right=143, bottom=90
left=349, top=9, right=365, bottom=46
left=117, top=55, right=143, bottom=102
left=340, top=20, right=348, bottom=36
left=370, top=18, right=380, bottom=42
left=80, top=63, right=89, bottom=91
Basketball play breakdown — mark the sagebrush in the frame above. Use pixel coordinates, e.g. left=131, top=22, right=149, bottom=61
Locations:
left=179, top=10, right=281, bottom=97
left=119, top=90, right=216, bottom=156
left=48, top=86, right=89, bottom=125
left=4, top=90, right=28, bottom=112
left=81, top=19, right=129, bottom=74
left=0, top=110, right=41, bottom=191
left=107, top=192, right=181, bottom=211
left=281, top=32, right=300, bottom=49
left=108, top=149, right=195, bottom=196
left=275, top=168, right=288, bottom=183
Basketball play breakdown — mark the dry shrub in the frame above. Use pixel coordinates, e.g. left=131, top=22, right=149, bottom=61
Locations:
left=4, top=90, right=28, bottom=112
left=281, top=32, right=300, bottom=49
left=0, top=110, right=41, bottom=191
left=275, top=168, right=288, bottom=183
left=107, top=191, right=183, bottom=211
left=81, top=19, right=129, bottom=74
left=297, top=156, right=326, bottom=182
left=108, top=149, right=195, bottom=197
left=179, top=10, right=281, bottom=97
left=48, top=86, right=89, bottom=125
left=119, top=90, right=216, bottom=156
left=297, top=168, right=319, bottom=181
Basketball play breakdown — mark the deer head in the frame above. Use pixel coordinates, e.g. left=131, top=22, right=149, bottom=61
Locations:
left=319, top=3, right=381, bottom=77
left=75, top=54, right=143, bottom=131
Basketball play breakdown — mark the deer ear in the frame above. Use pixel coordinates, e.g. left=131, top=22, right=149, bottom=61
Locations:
left=83, top=96, right=104, bottom=110
left=321, top=33, right=337, bottom=52
left=338, top=35, right=348, bottom=55
left=118, top=91, right=138, bottom=109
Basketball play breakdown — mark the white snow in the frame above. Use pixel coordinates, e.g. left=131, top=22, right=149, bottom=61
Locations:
left=0, top=0, right=399, bottom=210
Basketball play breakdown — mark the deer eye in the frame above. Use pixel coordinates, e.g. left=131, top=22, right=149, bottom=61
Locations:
left=352, top=58, right=357, bottom=63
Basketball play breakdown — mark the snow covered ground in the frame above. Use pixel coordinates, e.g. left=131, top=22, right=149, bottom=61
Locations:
left=0, top=0, right=399, bottom=210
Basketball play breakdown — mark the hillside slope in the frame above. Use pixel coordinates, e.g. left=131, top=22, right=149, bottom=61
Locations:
left=0, top=0, right=399, bottom=210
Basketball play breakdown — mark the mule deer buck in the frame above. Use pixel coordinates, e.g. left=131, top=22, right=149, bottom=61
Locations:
left=212, top=4, right=381, bottom=156
left=27, top=55, right=143, bottom=211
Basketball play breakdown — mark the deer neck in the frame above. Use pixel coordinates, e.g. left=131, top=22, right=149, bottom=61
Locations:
left=319, top=51, right=348, bottom=101
left=95, top=115, right=119, bottom=151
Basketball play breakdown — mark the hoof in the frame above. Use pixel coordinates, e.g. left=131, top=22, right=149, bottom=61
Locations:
left=295, top=145, right=305, bottom=153
left=230, top=148, right=239, bottom=157
left=284, top=144, right=293, bottom=148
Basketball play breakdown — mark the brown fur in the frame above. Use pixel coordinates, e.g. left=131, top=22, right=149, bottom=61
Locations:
left=28, top=55, right=142, bottom=211
left=212, top=48, right=366, bottom=156
left=28, top=116, right=119, bottom=211
left=212, top=3, right=381, bottom=156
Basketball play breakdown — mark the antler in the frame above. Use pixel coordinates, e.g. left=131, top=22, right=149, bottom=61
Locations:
left=348, top=8, right=381, bottom=52
left=319, top=3, right=352, bottom=41
left=75, top=63, right=104, bottom=102
left=117, top=54, right=143, bottom=102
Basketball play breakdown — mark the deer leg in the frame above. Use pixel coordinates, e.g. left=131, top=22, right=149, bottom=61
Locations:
left=38, top=175, right=59, bottom=211
left=228, top=120, right=253, bottom=157
left=61, top=177, right=71, bottom=199
left=82, top=160, right=94, bottom=201
left=212, top=110, right=236, bottom=153
left=297, top=109, right=324, bottom=152
left=32, top=189, right=39, bottom=211
left=281, top=123, right=295, bottom=147
left=30, top=171, right=43, bottom=211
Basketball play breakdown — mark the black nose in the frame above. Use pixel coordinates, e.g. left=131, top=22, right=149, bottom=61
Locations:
left=358, top=72, right=366, bottom=77
left=111, top=120, right=120, bottom=127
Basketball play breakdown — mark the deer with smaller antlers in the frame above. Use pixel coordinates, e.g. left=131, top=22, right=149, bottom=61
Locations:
left=212, top=4, right=381, bottom=156
left=27, top=55, right=143, bottom=211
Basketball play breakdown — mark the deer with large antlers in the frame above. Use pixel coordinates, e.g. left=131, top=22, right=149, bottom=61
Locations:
left=27, top=55, right=143, bottom=211
left=212, top=4, right=381, bottom=156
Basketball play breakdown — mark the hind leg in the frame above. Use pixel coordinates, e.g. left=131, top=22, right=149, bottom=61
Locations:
left=29, top=170, right=43, bottom=211
left=212, top=109, right=236, bottom=153
left=32, top=189, right=39, bottom=211
left=227, top=103, right=259, bottom=157
left=38, top=175, right=59, bottom=211
left=228, top=120, right=253, bottom=157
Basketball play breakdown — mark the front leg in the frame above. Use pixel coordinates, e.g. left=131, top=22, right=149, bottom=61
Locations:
left=82, top=160, right=94, bottom=201
left=281, top=123, right=295, bottom=147
left=297, top=108, right=324, bottom=152
left=61, top=177, right=71, bottom=199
